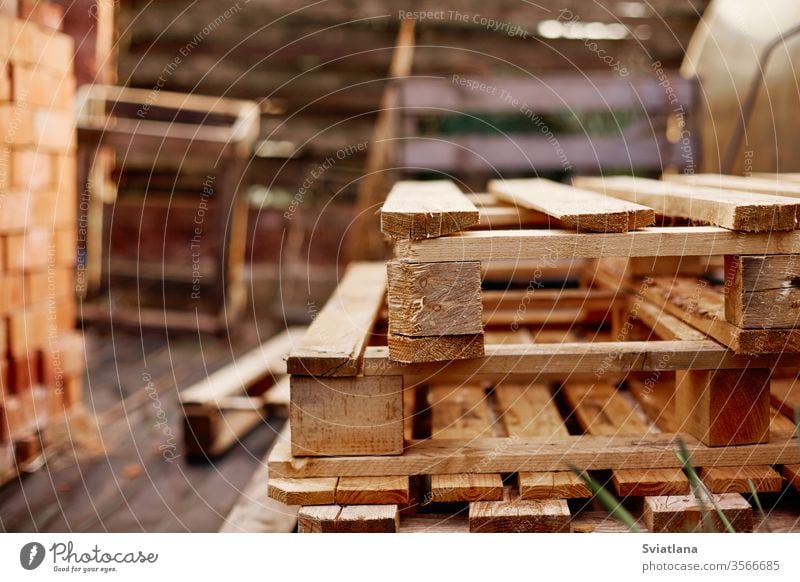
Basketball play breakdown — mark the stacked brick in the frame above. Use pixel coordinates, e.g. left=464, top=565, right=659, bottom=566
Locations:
left=0, top=11, right=84, bottom=483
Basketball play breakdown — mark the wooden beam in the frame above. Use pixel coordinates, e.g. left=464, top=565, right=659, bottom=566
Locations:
left=381, top=180, right=479, bottom=240
left=643, top=494, right=752, bottom=532
left=268, top=477, right=338, bottom=506
left=701, top=466, right=783, bottom=494
left=335, top=476, right=410, bottom=505
left=770, top=376, right=800, bottom=422
left=386, top=333, right=484, bottom=363
left=287, top=262, right=386, bottom=376
left=290, top=375, right=404, bottom=456
left=394, top=226, right=800, bottom=263
left=469, top=493, right=571, bottom=533
left=783, top=464, right=800, bottom=490
left=297, top=504, right=399, bottom=533
left=574, top=176, right=800, bottom=232
left=268, top=432, right=800, bottom=479
left=489, top=178, right=654, bottom=232
left=430, top=474, right=504, bottom=503
left=724, top=255, right=800, bottom=329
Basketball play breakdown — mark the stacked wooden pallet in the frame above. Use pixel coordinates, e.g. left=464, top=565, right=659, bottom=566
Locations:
left=271, top=175, right=800, bottom=532
left=0, top=14, right=83, bottom=485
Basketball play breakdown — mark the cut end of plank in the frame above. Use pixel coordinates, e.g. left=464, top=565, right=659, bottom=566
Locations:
left=388, top=333, right=485, bottom=363
left=381, top=180, right=479, bottom=240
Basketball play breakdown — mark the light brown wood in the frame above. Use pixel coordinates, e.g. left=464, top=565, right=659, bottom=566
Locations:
left=362, top=340, right=800, bottom=378
left=287, top=262, right=386, bottom=376
left=428, top=386, right=503, bottom=503
left=495, top=384, right=567, bottom=438
left=612, top=469, right=690, bottom=497
left=381, top=180, right=479, bottom=239
left=783, top=464, right=800, bottom=490
left=643, top=494, right=753, bottom=532
left=387, top=261, right=482, bottom=337
left=469, top=491, right=570, bottom=533
left=489, top=178, right=654, bottom=232
left=387, top=333, right=484, bottom=363
left=701, top=466, right=783, bottom=494
left=298, top=504, right=399, bottom=533
left=268, top=477, right=338, bottom=506
left=395, top=226, right=800, bottom=263
left=771, top=376, right=800, bottom=421
left=575, top=175, right=800, bottom=232
left=665, top=173, right=800, bottom=199
left=518, top=472, right=590, bottom=500
left=290, top=376, right=404, bottom=456
left=724, top=255, right=800, bottom=329
left=675, top=368, right=770, bottom=446
left=335, top=476, right=410, bottom=505
left=429, top=474, right=504, bottom=502
left=268, top=431, right=800, bottom=479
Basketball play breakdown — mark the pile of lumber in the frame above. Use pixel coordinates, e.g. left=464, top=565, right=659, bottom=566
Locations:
left=268, top=174, right=800, bottom=533
left=0, top=11, right=84, bottom=485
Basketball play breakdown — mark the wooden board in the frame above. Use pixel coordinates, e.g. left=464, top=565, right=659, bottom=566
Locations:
left=771, top=376, right=800, bottom=422
left=427, top=386, right=503, bottom=503
left=394, top=226, right=800, bottom=263
left=387, top=333, right=484, bottom=363
left=489, top=178, right=654, bottom=232
left=381, top=180, right=479, bottom=239
left=643, top=494, right=753, bottom=533
left=290, top=376, right=404, bottom=456
left=298, top=504, right=399, bottom=533
left=335, top=476, right=410, bottom=505
left=469, top=491, right=570, bottom=533
left=518, top=472, right=590, bottom=500
left=574, top=176, right=800, bottom=232
left=268, top=431, right=800, bottom=479
left=665, top=173, right=800, bottom=199
left=287, top=263, right=386, bottom=376
left=269, top=477, right=338, bottom=506
left=724, top=255, right=800, bottom=329
left=387, top=260, right=482, bottom=337
left=701, top=466, right=783, bottom=494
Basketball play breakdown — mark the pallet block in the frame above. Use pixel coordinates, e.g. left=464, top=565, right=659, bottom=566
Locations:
left=643, top=494, right=753, bottom=533
left=724, top=255, right=800, bottom=329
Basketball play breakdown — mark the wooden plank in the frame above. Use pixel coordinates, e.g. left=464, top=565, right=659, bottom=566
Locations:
left=394, top=226, right=800, bottom=263
left=290, top=376, right=404, bottom=456
left=518, top=472, right=590, bottom=500
left=380, top=180, right=479, bottom=240
left=469, top=492, right=570, bottom=533
left=771, top=377, right=800, bottom=422
left=574, top=176, right=800, bottom=232
left=643, top=494, right=753, bottom=532
left=489, top=178, right=654, bottom=232
left=563, top=383, right=689, bottom=497
left=335, top=476, right=410, bottom=505
left=724, top=255, right=800, bottom=329
left=429, top=474, right=504, bottom=503
left=287, top=263, right=386, bottom=376
left=665, top=173, right=800, bottom=199
left=387, top=261, right=482, bottom=337
left=268, top=477, right=338, bottom=506
left=701, top=466, right=783, bottom=494
left=387, top=333, right=484, bottom=363
left=783, top=465, right=800, bottom=490
left=675, top=368, right=771, bottom=446
left=297, top=504, right=399, bottom=533
left=363, top=341, right=800, bottom=378
left=427, top=386, right=503, bottom=503
left=268, top=432, right=800, bottom=479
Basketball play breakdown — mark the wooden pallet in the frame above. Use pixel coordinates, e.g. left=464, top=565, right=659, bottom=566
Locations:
left=180, top=327, right=304, bottom=459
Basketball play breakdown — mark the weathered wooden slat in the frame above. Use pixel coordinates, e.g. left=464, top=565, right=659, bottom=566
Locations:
left=665, top=173, right=800, bottom=199
left=643, top=494, right=753, bottom=532
left=469, top=492, right=571, bottom=533
left=287, top=263, right=386, bottom=376
left=701, top=466, right=783, bottom=493
left=575, top=176, right=800, bottom=232
left=381, top=180, right=478, bottom=240
left=489, top=178, right=654, bottom=232
left=297, top=504, right=399, bottom=533
left=724, top=255, right=800, bottom=329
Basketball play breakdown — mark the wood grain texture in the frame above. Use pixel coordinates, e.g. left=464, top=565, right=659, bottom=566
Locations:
left=643, top=494, right=753, bottom=532
left=286, top=262, right=386, bottom=376
left=665, top=173, right=800, bottom=199
left=298, top=504, right=399, bottom=533
left=724, top=255, right=800, bottom=329
left=675, top=368, right=771, bottom=446
left=429, top=473, right=504, bottom=502
left=381, top=180, right=479, bottom=239
left=489, top=177, right=654, bottom=232
left=395, top=226, right=800, bottom=263
left=495, top=384, right=567, bottom=438
left=290, top=375, right=404, bottom=456
left=469, top=493, right=570, bottom=533
left=518, top=471, right=590, bottom=500
left=387, top=260, right=482, bottom=337
left=612, top=469, right=690, bottom=497
left=387, top=332, right=484, bottom=363
left=771, top=376, right=800, bottom=421
left=783, top=464, right=800, bottom=490
left=575, top=175, right=800, bottom=232
left=268, top=477, right=338, bottom=505
left=335, top=476, right=410, bottom=505
left=268, top=432, right=800, bottom=479
left=701, top=465, right=783, bottom=493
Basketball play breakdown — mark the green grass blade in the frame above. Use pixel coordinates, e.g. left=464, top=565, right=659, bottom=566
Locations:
left=675, top=438, right=735, bottom=533
left=568, top=465, right=642, bottom=533
left=748, top=479, right=772, bottom=533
